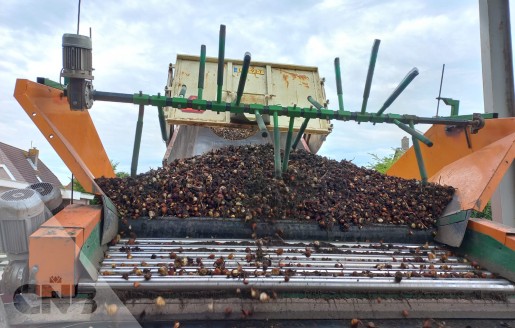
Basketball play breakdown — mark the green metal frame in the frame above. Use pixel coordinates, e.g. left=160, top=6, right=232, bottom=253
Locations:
left=198, top=45, right=206, bottom=100
left=95, top=90, right=488, bottom=180
left=79, top=223, right=103, bottom=280
left=408, top=120, right=428, bottom=184
left=37, top=77, right=64, bottom=90
left=128, top=92, right=486, bottom=127
left=131, top=104, right=144, bottom=177
left=361, top=39, right=380, bottom=114
left=334, top=57, right=344, bottom=113
left=440, top=97, right=460, bottom=116
left=157, top=105, right=168, bottom=142
left=38, top=25, right=495, bottom=181
left=457, top=227, right=515, bottom=282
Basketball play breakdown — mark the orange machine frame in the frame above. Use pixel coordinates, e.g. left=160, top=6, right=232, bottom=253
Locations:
left=13, top=77, right=515, bottom=299
left=388, top=118, right=515, bottom=212
left=29, top=204, right=102, bottom=297
left=14, top=79, right=115, bottom=193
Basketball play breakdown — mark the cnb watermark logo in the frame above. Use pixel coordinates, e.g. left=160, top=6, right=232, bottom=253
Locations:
left=2, top=283, right=140, bottom=325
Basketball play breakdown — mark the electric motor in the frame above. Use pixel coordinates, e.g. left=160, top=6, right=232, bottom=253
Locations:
left=60, top=33, right=94, bottom=110
left=0, top=189, right=45, bottom=255
left=27, top=182, right=63, bottom=216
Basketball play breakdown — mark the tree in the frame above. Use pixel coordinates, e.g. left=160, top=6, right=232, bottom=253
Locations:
left=111, top=161, right=130, bottom=178
left=367, top=149, right=403, bottom=174
left=71, top=177, right=86, bottom=192
left=71, top=160, right=129, bottom=192
left=116, top=171, right=130, bottom=178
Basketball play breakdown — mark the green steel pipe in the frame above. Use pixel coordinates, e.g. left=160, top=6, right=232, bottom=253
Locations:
left=409, top=120, right=428, bottom=185
left=273, top=111, right=282, bottom=178
left=179, top=85, right=187, bottom=98
left=255, top=110, right=269, bottom=138
left=95, top=91, right=488, bottom=128
left=217, top=25, right=226, bottom=103
left=131, top=104, right=144, bottom=178
left=393, top=119, right=433, bottom=147
left=292, top=118, right=310, bottom=150
left=376, top=67, right=419, bottom=116
left=361, top=39, right=380, bottom=114
left=282, top=116, right=296, bottom=173
left=37, top=77, right=64, bottom=90
left=157, top=106, right=168, bottom=143
left=198, top=44, right=206, bottom=100
left=334, top=57, right=344, bottom=112
left=235, top=52, right=251, bottom=106
left=307, top=95, right=324, bottom=110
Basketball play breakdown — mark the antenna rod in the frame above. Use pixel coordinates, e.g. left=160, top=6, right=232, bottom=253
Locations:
left=436, top=64, right=445, bottom=117
left=77, top=0, right=81, bottom=34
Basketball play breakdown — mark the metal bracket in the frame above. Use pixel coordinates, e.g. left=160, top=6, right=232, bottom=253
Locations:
left=100, top=195, right=119, bottom=245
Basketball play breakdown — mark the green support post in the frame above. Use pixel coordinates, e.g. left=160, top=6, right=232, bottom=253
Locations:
left=393, top=119, right=433, bottom=147
left=361, top=39, right=380, bottom=114
left=282, top=116, right=296, bottom=173
left=157, top=106, right=168, bottom=143
left=292, top=118, right=310, bottom=150
left=217, top=25, right=226, bottom=103
left=179, top=85, right=187, bottom=98
left=131, top=104, right=144, bottom=178
left=376, top=67, right=419, bottom=116
left=409, top=120, right=428, bottom=185
left=307, top=95, right=324, bottom=111
left=198, top=44, right=206, bottom=100
left=235, top=52, right=251, bottom=106
left=334, top=57, right=344, bottom=113
left=273, top=112, right=282, bottom=178
left=293, top=96, right=324, bottom=151
left=254, top=110, right=269, bottom=138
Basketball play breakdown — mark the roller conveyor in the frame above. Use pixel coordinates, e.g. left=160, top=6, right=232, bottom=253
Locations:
left=83, top=238, right=515, bottom=295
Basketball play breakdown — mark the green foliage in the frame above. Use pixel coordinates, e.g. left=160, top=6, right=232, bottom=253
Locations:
left=71, top=160, right=129, bottom=192
left=367, top=150, right=403, bottom=174
left=71, top=178, right=86, bottom=192
left=111, top=161, right=129, bottom=178
left=116, top=171, right=130, bottom=178
left=471, top=202, right=492, bottom=220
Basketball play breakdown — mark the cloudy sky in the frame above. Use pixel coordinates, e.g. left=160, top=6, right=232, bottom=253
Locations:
left=0, top=0, right=505, bottom=185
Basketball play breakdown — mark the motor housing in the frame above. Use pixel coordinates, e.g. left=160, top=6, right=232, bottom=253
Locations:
left=0, top=189, right=45, bottom=256
left=27, top=182, right=63, bottom=217
left=61, top=33, right=94, bottom=110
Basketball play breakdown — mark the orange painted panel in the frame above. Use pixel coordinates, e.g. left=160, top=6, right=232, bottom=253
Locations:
left=42, top=204, right=101, bottom=240
left=13, top=79, right=115, bottom=193
left=506, top=235, right=515, bottom=251
left=387, top=118, right=515, bottom=212
left=467, top=218, right=515, bottom=249
left=388, top=118, right=515, bottom=180
left=428, top=133, right=514, bottom=211
left=29, top=227, right=84, bottom=297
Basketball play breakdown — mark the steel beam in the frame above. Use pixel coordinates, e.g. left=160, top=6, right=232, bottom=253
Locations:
left=479, top=0, right=515, bottom=226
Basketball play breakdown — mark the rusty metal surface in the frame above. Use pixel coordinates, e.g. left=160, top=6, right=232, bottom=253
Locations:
left=164, top=55, right=330, bottom=135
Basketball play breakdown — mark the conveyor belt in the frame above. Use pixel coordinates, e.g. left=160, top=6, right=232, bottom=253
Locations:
left=82, top=238, right=515, bottom=295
